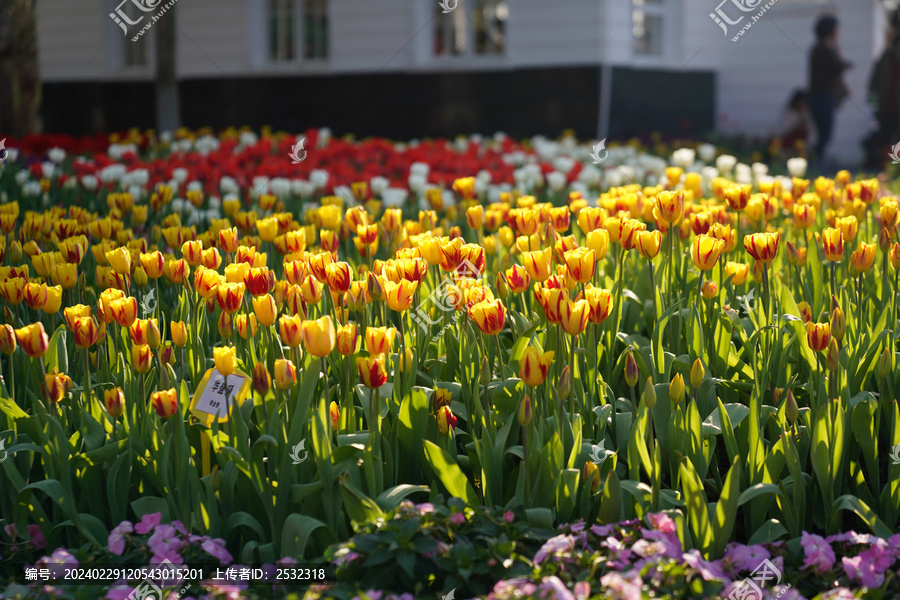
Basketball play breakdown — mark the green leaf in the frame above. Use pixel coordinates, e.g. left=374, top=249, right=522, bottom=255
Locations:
left=422, top=440, right=479, bottom=505
left=375, top=484, right=430, bottom=513
left=832, top=495, right=894, bottom=539
left=281, top=513, right=335, bottom=558
left=679, top=458, right=712, bottom=557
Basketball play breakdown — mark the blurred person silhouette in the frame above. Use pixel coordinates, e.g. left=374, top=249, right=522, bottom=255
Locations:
left=808, top=14, right=852, bottom=169
left=865, top=33, right=900, bottom=169
left=776, top=89, right=814, bottom=151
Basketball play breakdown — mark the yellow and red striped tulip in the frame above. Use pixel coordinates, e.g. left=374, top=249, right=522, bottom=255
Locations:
left=469, top=299, right=507, bottom=335
left=337, top=323, right=359, bottom=356
left=357, top=354, right=389, bottom=389
left=743, top=232, right=779, bottom=264
left=691, top=234, right=726, bottom=271
left=274, top=358, right=297, bottom=389
left=151, top=388, right=178, bottom=418
left=301, top=315, right=336, bottom=357
left=519, top=346, right=554, bottom=387
left=365, top=326, right=397, bottom=355
left=806, top=321, right=831, bottom=352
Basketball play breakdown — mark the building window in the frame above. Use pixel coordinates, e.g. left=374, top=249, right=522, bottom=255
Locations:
left=268, top=0, right=328, bottom=62
left=433, top=0, right=507, bottom=57
left=632, top=0, right=665, bottom=56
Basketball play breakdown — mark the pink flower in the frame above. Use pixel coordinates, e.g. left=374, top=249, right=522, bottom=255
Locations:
left=534, top=534, right=576, bottom=566
left=201, top=537, right=233, bottom=563
left=108, top=521, right=133, bottom=556
left=27, top=524, right=46, bottom=549
left=538, top=575, right=575, bottom=600
left=105, top=586, right=134, bottom=600
left=724, top=543, right=771, bottom=573
left=800, top=532, right=834, bottom=575
left=859, top=538, right=894, bottom=573
left=573, top=581, right=590, bottom=600
left=503, top=511, right=515, bottom=523
left=148, top=524, right=185, bottom=556
left=4, top=523, right=18, bottom=538
left=135, top=512, right=162, bottom=534
left=647, top=512, right=677, bottom=534
left=682, top=549, right=728, bottom=582
left=449, top=512, right=466, bottom=525
left=842, top=555, right=884, bottom=588
left=599, top=571, right=642, bottom=600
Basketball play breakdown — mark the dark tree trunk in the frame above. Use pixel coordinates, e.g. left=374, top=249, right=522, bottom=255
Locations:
left=155, top=3, right=180, bottom=132
left=0, top=0, right=39, bottom=136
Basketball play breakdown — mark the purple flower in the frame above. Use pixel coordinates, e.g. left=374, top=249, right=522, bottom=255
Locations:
left=599, top=570, right=642, bottom=600
left=135, top=512, right=162, bottom=534
left=27, top=524, right=45, bottom=549
left=277, top=556, right=298, bottom=567
left=35, top=548, right=78, bottom=579
left=171, top=520, right=188, bottom=535
left=590, top=524, right=613, bottom=538
left=800, top=532, right=834, bottom=575
left=534, top=534, right=575, bottom=566
left=538, top=575, right=575, bottom=600
left=351, top=591, right=382, bottom=600
left=642, top=528, right=682, bottom=559
left=503, top=511, right=515, bottom=523
left=724, top=543, right=771, bottom=573
left=490, top=577, right=537, bottom=599
left=201, top=537, right=233, bottom=563
left=416, top=503, right=435, bottom=514
left=569, top=520, right=585, bottom=533
left=333, top=548, right=361, bottom=567
left=4, top=523, right=18, bottom=538
left=148, top=524, right=185, bottom=556
left=108, top=521, right=133, bottom=556
left=859, top=538, right=894, bottom=573
left=449, top=512, right=466, bottom=525
left=682, top=549, right=729, bottom=582
left=105, top=586, right=134, bottom=600
left=842, top=555, right=884, bottom=588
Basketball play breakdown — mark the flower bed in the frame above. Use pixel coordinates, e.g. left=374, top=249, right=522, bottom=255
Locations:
left=0, top=128, right=898, bottom=599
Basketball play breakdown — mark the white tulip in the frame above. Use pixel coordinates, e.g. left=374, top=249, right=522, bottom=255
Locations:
left=48, top=147, right=66, bottom=164
left=310, top=169, right=329, bottom=190
left=786, top=157, right=807, bottom=178
left=698, top=143, right=717, bottom=163
left=716, top=155, right=737, bottom=174
left=370, top=176, right=389, bottom=196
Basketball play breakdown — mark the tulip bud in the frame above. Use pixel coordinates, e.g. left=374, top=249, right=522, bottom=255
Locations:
left=880, top=227, right=892, bottom=252
left=253, top=362, right=270, bottom=396
left=624, top=351, right=639, bottom=387
left=274, top=358, right=297, bottom=389
left=830, top=306, right=845, bottom=343
left=878, top=347, right=892, bottom=378
left=480, top=356, right=491, bottom=386
left=330, top=401, right=340, bottom=431
left=518, top=395, right=533, bottom=427
left=159, top=343, right=175, bottom=366
left=433, top=388, right=452, bottom=411
left=45, top=373, right=67, bottom=403
left=583, top=461, right=600, bottom=494
left=436, top=405, right=457, bottom=436
left=495, top=271, right=509, bottom=300
left=784, top=389, right=799, bottom=424
left=690, top=358, right=704, bottom=389
left=701, top=280, right=717, bottom=299
left=214, top=346, right=236, bottom=376
left=643, top=377, right=657, bottom=409
left=558, top=365, right=572, bottom=400
left=133, top=266, right=148, bottom=288
left=669, top=374, right=684, bottom=405
left=104, top=387, right=125, bottom=418
left=825, top=337, right=840, bottom=371
left=367, top=271, right=383, bottom=302
left=9, top=241, right=22, bottom=263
